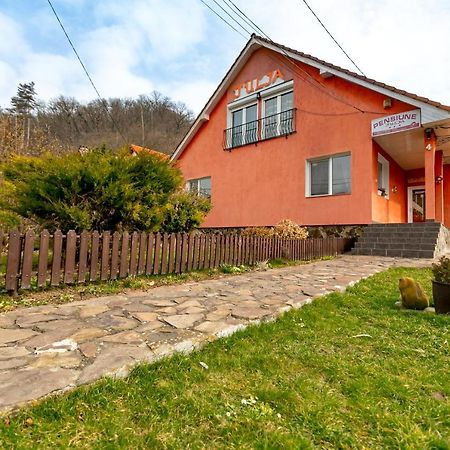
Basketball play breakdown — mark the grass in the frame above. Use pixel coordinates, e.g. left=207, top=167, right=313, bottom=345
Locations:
left=0, top=267, right=449, bottom=449
left=0, top=258, right=314, bottom=313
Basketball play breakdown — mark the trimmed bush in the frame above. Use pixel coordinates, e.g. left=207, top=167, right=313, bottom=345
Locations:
left=0, top=148, right=209, bottom=233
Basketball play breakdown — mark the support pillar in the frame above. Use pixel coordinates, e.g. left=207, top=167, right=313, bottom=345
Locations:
left=435, top=150, right=444, bottom=223
left=424, top=128, right=436, bottom=221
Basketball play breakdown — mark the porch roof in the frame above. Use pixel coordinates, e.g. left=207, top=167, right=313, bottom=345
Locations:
left=374, top=118, right=450, bottom=170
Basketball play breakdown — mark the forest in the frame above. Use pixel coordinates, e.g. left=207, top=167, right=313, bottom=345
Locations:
left=0, top=82, right=194, bottom=158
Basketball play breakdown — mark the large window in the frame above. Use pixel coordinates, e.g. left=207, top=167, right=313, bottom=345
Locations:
left=231, top=104, right=257, bottom=147
left=187, top=177, right=211, bottom=199
left=224, top=80, right=296, bottom=150
left=307, top=154, right=351, bottom=197
left=263, top=91, right=294, bottom=138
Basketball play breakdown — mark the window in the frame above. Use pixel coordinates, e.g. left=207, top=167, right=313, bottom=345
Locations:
left=231, top=104, right=258, bottom=147
left=224, top=80, right=295, bottom=150
left=307, top=154, right=351, bottom=197
left=377, top=154, right=389, bottom=198
left=263, top=91, right=294, bottom=138
left=187, top=177, right=211, bottom=199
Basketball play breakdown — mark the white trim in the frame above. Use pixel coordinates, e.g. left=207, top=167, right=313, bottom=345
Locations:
left=171, top=36, right=450, bottom=161
left=407, top=185, right=425, bottom=223
left=377, top=153, right=390, bottom=199
left=227, top=102, right=259, bottom=146
left=259, top=79, right=294, bottom=99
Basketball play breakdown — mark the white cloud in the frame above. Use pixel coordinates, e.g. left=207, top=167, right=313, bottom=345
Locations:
left=160, top=79, right=218, bottom=114
left=1, top=0, right=450, bottom=115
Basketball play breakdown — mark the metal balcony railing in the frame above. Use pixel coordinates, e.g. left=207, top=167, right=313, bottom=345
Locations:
left=223, top=108, right=296, bottom=150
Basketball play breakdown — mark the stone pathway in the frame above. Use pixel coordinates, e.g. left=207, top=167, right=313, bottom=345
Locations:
left=0, top=255, right=431, bottom=413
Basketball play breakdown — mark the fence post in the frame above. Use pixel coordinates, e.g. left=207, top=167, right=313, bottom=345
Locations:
left=64, top=230, right=77, bottom=285
left=37, top=230, right=50, bottom=287
left=5, top=229, right=21, bottom=296
left=21, top=230, right=35, bottom=290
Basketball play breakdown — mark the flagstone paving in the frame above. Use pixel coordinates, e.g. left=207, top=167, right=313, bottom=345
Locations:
left=0, top=255, right=431, bottom=413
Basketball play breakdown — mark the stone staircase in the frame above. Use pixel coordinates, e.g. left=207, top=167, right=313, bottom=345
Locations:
left=352, top=222, right=450, bottom=258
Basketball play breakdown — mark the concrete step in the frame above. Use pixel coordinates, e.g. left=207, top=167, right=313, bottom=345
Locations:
left=353, top=222, right=445, bottom=258
left=351, top=247, right=435, bottom=258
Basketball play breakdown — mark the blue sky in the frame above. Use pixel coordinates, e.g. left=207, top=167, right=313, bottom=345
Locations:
left=1, top=0, right=449, bottom=114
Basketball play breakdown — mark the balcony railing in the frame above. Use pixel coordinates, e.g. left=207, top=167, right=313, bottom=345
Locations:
left=223, top=108, right=296, bottom=150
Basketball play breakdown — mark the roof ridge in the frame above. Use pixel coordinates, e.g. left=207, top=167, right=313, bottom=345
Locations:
left=254, top=35, right=450, bottom=112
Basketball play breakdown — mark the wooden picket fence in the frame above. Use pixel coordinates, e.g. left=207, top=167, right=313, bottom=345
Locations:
left=0, top=229, right=353, bottom=294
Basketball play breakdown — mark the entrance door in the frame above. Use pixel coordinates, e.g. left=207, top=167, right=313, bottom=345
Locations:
left=408, top=186, right=425, bottom=222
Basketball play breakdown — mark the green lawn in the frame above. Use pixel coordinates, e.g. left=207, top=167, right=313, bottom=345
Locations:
left=0, top=267, right=449, bottom=449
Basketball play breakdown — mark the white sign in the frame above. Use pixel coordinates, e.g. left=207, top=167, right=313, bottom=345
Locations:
left=371, top=109, right=421, bottom=137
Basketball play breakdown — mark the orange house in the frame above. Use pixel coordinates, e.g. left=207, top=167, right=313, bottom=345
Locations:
left=171, top=35, right=450, bottom=229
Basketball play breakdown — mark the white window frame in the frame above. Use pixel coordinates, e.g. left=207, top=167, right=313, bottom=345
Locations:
left=377, top=153, right=390, bottom=199
left=305, top=153, right=351, bottom=197
left=228, top=102, right=259, bottom=147
left=261, top=81, right=294, bottom=140
left=186, top=176, right=211, bottom=199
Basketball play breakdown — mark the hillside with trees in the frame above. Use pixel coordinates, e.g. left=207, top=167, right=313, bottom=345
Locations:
left=0, top=82, right=194, bottom=158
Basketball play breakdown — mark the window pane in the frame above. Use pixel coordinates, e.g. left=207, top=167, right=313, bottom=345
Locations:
left=310, top=159, right=329, bottom=196
left=188, top=179, right=199, bottom=193
left=264, top=97, right=278, bottom=138
left=245, top=104, right=257, bottom=143
left=199, top=177, right=211, bottom=198
left=232, top=109, right=243, bottom=147
left=377, top=161, right=383, bottom=190
left=245, top=104, right=257, bottom=123
left=264, top=97, right=277, bottom=116
left=232, top=109, right=243, bottom=126
left=332, top=155, right=351, bottom=194
left=281, top=91, right=293, bottom=112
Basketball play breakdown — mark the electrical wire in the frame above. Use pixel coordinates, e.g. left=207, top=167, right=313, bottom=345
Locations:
left=198, top=0, right=248, bottom=39
left=209, top=0, right=254, bottom=36
left=300, top=0, right=366, bottom=76
left=211, top=0, right=368, bottom=113
left=222, top=0, right=268, bottom=37
left=46, top=0, right=129, bottom=145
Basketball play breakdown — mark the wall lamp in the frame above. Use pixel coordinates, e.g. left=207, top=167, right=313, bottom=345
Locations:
left=425, top=128, right=433, bottom=140
left=391, top=185, right=398, bottom=194
left=436, top=175, right=444, bottom=184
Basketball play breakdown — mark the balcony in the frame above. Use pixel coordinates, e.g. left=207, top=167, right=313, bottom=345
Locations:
left=223, top=108, right=297, bottom=150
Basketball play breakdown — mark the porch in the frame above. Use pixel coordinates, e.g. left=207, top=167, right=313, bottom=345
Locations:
left=372, top=110, right=450, bottom=226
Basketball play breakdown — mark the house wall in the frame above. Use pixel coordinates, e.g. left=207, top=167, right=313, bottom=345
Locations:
left=443, top=165, right=450, bottom=227
left=177, top=47, right=417, bottom=227
left=371, top=142, right=407, bottom=223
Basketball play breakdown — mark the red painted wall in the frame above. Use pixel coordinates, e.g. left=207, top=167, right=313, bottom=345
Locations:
left=371, top=143, right=407, bottom=223
left=443, top=165, right=450, bottom=227
left=178, top=47, right=417, bottom=227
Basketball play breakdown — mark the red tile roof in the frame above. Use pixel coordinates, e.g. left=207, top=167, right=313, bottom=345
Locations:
left=256, top=35, right=450, bottom=112
left=129, top=144, right=169, bottom=160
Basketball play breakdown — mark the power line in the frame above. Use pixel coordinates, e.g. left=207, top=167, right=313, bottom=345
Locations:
left=222, top=0, right=269, bottom=38
left=209, top=0, right=254, bottom=36
left=300, top=0, right=366, bottom=76
left=198, top=0, right=248, bottom=39
left=46, top=0, right=128, bottom=145
left=211, top=0, right=367, bottom=113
